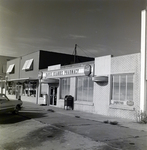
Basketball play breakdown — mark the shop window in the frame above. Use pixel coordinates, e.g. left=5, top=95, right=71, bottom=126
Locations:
left=22, top=59, right=34, bottom=71
left=111, top=74, right=133, bottom=105
left=76, top=76, right=93, bottom=102
left=24, top=81, right=37, bottom=97
left=60, top=78, right=70, bottom=99
left=7, top=82, right=16, bottom=95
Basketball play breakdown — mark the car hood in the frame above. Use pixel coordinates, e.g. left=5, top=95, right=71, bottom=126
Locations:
left=9, top=99, right=23, bottom=105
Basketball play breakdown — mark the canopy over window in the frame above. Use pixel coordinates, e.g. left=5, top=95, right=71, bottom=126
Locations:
left=22, top=59, right=33, bottom=70
left=6, top=64, right=15, bottom=73
left=92, top=76, right=108, bottom=82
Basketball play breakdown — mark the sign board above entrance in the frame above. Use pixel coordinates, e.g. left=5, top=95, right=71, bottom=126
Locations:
left=43, top=64, right=93, bottom=79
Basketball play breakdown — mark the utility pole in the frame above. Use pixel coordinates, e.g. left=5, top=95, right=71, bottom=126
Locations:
left=74, top=44, right=77, bottom=63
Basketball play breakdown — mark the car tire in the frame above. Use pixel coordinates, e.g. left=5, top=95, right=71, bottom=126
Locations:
left=12, top=105, right=20, bottom=114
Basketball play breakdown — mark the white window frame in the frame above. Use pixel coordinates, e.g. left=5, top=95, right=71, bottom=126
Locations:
left=76, top=76, right=93, bottom=102
left=60, top=78, right=70, bottom=99
left=111, top=74, right=134, bottom=105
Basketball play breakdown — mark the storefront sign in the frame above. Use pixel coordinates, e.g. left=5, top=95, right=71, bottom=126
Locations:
left=112, top=101, right=124, bottom=105
left=84, top=65, right=91, bottom=76
left=111, top=100, right=134, bottom=106
left=44, top=67, right=84, bottom=78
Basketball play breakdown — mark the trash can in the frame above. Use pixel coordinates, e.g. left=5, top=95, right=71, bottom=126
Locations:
left=64, top=95, right=74, bottom=110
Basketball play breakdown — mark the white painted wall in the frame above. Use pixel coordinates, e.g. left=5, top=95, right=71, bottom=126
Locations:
left=93, top=55, right=111, bottom=115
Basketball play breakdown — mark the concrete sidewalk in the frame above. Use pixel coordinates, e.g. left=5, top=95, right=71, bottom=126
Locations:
left=22, top=101, right=147, bottom=132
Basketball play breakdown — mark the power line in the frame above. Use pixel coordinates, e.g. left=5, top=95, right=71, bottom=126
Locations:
left=77, top=45, right=97, bottom=57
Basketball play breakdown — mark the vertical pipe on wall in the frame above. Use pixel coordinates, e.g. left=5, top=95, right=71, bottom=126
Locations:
left=140, top=9, right=146, bottom=112
left=36, top=80, right=39, bottom=104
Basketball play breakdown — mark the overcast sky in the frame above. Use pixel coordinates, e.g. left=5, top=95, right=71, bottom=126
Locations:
left=0, top=0, right=145, bottom=58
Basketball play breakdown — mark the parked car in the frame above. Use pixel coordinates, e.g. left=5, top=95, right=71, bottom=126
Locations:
left=0, top=94, right=23, bottom=114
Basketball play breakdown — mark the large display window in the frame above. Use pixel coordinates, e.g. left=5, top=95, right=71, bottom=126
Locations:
left=76, top=76, right=93, bottom=102
left=60, top=78, right=70, bottom=99
left=111, top=74, right=133, bottom=105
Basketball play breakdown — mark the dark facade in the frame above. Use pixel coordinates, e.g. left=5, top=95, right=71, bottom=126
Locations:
left=39, top=50, right=94, bottom=70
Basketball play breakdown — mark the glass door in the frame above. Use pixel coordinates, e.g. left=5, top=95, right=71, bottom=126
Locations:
left=50, top=87, right=57, bottom=105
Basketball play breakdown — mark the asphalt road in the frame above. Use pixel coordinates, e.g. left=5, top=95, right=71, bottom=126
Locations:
left=0, top=106, right=147, bottom=150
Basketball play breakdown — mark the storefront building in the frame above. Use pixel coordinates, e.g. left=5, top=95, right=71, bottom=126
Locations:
left=6, top=50, right=94, bottom=103
left=39, top=53, right=142, bottom=120
left=38, top=62, right=94, bottom=112
left=5, top=50, right=146, bottom=121
left=37, top=9, right=147, bottom=121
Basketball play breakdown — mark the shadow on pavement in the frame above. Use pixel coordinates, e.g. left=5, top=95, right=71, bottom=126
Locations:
left=0, top=111, right=47, bottom=125
left=19, top=111, right=47, bottom=119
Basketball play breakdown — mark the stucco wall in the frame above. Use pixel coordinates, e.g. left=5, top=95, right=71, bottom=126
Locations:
left=93, top=53, right=141, bottom=120
left=20, top=51, right=40, bottom=79
left=93, top=55, right=111, bottom=115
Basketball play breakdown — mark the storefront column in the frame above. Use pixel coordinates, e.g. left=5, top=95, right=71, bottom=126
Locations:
left=70, top=77, right=76, bottom=99
left=36, top=80, right=40, bottom=104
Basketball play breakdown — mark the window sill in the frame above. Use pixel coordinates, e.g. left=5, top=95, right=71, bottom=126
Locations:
left=59, top=99, right=94, bottom=106
left=109, top=104, right=135, bottom=111
left=75, top=101, right=94, bottom=106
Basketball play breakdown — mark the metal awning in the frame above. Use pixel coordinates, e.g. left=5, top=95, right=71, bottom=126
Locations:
left=41, top=78, right=59, bottom=84
left=6, top=64, right=15, bottom=73
left=7, top=78, right=38, bottom=82
left=22, top=59, right=33, bottom=70
left=92, top=76, right=108, bottom=82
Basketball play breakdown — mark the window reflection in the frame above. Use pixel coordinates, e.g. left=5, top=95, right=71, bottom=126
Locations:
left=112, top=74, right=133, bottom=103
left=77, top=76, right=93, bottom=102
left=60, top=78, right=70, bottom=99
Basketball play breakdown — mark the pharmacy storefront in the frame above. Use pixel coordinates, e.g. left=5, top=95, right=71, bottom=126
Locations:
left=38, top=63, right=95, bottom=112
left=38, top=53, right=144, bottom=121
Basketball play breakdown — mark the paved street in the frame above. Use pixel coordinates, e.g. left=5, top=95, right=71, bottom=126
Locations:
left=0, top=102, right=147, bottom=150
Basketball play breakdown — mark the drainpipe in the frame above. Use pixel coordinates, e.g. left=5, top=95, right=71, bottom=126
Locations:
left=37, top=71, right=43, bottom=104
left=5, top=76, right=8, bottom=95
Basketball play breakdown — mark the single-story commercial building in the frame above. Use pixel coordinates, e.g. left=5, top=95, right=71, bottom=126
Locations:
left=38, top=53, right=143, bottom=120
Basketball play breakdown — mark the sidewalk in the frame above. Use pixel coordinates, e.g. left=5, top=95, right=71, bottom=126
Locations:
left=22, top=101, right=147, bottom=132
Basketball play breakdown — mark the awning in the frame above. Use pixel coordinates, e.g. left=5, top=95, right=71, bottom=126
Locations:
left=41, top=78, right=59, bottom=84
left=6, top=64, right=15, bottom=73
left=7, top=78, right=38, bottom=82
left=22, top=59, right=33, bottom=70
left=92, top=76, right=108, bottom=82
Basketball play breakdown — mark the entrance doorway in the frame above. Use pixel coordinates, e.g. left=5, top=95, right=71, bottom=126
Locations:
left=50, top=87, right=57, bottom=105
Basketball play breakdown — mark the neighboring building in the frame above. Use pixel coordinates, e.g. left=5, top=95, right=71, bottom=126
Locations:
left=0, top=55, right=15, bottom=94
left=6, top=50, right=94, bottom=102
